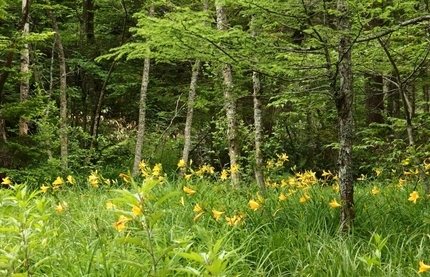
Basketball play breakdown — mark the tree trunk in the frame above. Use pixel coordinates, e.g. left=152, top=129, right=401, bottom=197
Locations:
left=253, top=70, right=265, bottom=191
left=132, top=57, right=150, bottom=177
left=132, top=6, right=154, bottom=177
left=50, top=10, right=68, bottom=170
left=180, top=0, right=208, bottom=176
left=181, top=60, right=200, bottom=176
left=336, top=0, right=354, bottom=232
left=216, top=1, right=240, bottom=188
left=82, top=0, right=95, bottom=42
left=19, top=0, right=30, bottom=136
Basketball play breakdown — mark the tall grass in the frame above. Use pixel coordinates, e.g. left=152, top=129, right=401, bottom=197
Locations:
left=0, top=163, right=429, bottom=276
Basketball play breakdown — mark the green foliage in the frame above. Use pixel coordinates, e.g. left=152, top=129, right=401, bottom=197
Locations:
left=2, top=159, right=430, bottom=275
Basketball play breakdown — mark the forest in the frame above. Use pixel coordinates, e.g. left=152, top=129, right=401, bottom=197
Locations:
left=1, top=0, right=430, bottom=276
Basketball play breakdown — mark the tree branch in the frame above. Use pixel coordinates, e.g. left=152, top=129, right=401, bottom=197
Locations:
left=357, top=15, right=430, bottom=43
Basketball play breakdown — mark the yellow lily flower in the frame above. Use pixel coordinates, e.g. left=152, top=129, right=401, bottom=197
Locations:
left=1, top=176, right=11, bottom=185
left=408, top=191, right=419, bottom=204
left=183, top=186, right=196, bottom=195
left=177, top=159, right=186, bottom=168
left=329, top=199, right=342, bottom=208
left=40, top=184, right=50, bottom=193
left=212, top=209, right=224, bottom=221
left=248, top=199, right=261, bottom=211
left=418, top=261, right=430, bottom=273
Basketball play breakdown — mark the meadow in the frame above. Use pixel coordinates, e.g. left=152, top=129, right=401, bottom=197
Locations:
left=1, top=156, right=430, bottom=276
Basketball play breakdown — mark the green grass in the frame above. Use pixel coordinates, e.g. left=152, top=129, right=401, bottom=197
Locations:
left=1, top=166, right=430, bottom=276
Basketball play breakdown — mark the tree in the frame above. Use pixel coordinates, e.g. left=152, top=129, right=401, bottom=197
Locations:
left=132, top=5, right=154, bottom=177
left=180, top=0, right=208, bottom=176
left=49, top=9, right=68, bottom=170
left=334, top=0, right=354, bottom=232
left=216, top=0, right=240, bottom=188
left=19, top=0, right=30, bottom=136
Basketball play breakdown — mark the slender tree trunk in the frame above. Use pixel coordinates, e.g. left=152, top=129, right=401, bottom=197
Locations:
left=132, top=6, right=154, bottom=177
left=181, top=60, right=200, bottom=176
left=50, top=11, right=68, bottom=170
left=180, top=0, right=208, bottom=176
left=336, top=0, right=354, bottom=232
left=132, top=57, right=150, bottom=176
left=19, top=0, right=30, bottom=136
left=0, top=0, right=32, bottom=142
left=216, top=1, right=240, bottom=188
left=251, top=17, right=265, bottom=191
left=82, top=0, right=95, bottom=42
left=253, top=70, right=265, bottom=191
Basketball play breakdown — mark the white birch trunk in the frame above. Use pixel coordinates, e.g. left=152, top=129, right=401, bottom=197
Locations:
left=132, top=6, right=154, bottom=176
left=181, top=60, right=200, bottom=176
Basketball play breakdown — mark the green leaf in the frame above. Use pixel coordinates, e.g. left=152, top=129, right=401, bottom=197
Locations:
left=155, top=191, right=181, bottom=207
left=174, top=252, right=205, bottom=263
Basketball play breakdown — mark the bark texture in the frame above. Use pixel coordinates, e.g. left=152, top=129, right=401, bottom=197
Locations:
left=181, top=60, right=200, bottom=176
left=216, top=2, right=240, bottom=188
left=19, top=0, right=30, bottom=136
left=336, top=0, right=354, bottom=231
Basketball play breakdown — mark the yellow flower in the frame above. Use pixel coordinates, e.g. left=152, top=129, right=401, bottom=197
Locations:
left=119, top=173, right=130, bottom=183
left=329, top=199, right=342, bottom=208
left=248, top=199, right=261, bottom=211
left=132, top=205, right=143, bottom=215
left=225, top=214, right=244, bottom=226
left=371, top=186, right=380, bottom=195
left=333, top=183, right=340, bottom=193
left=89, top=171, right=99, bottom=188
left=177, top=159, right=186, bottom=168
left=193, top=204, right=203, bottom=212
left=375, top=169, right=381, bottom=176
left=52, top=177, right=64, bottom=186
left=408, top=191, right=419, bottom=204
left=220, top=170, right=229, bottom=181
left=138, top=160, right=147, bottom=170
left=67, top=175, right=75, bottom=184
left=106, top=201, right=116, bottom=210
left=321, top=170, right=332, bottom=178
left=230, top=163, right=239, bottom=174
left=299, top=193, right=311, bottom=203
left=183, top=186, right=196, bottom=195
left=212, top=209, right=224, bottom=221
left=1, top=176, right=11, bottom=185
left=40, top=184, right=50, bottom=193
left=184, top=174, right=192, bottom=180
left=193, top=212, right=205, bottom=221
left=112, top=215, right=131, bottom=232
left=277, top=153, right=289, bottom=162
left=418, top=261, right=430, bottom=273
left=152, top=163, right=162, bottom=177
left=278, top=193, right=287, bottom=201
left=55, top=202, right=66, bottom=212
left=225, top=216, right=237, bottom=226
left=357, top=174, right=366, bottom=181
